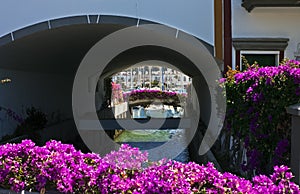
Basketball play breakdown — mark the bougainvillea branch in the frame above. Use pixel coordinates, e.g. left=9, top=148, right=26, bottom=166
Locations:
left=0, top=106, right=23, bottom=124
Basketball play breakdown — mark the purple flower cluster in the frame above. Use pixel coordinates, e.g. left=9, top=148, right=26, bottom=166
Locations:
left=273, top=139, right=290, bottom=166
left=128, top=89, right=178, bottom=100
left=0, top=140, right=299, bottom=193
left=252, top=165, right=300, bottom=193
left=234, top=60, right=300, bottom=85
left=234, top=63, right=300, bottom=103
left=103, top=144, right=148, bottom=169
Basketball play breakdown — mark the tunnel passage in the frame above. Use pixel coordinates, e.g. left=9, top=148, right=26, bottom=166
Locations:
left=0, top=15, right=225, bottom=161
left=98, top=45, right=211, bottom=121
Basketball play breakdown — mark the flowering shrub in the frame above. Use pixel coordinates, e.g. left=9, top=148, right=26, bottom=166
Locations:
left=111, top=82, right=124, bottom=105
left=0, top=106, right=23, bottom=124
left=0, top=106, right=24, bottom=143
left=126, top=89, right=187, bottom=107
left=221, top=59, right=300, bottom=176
left=0, top=140, right=299, bottom=193
left=13, top=107, right=47, bottom=145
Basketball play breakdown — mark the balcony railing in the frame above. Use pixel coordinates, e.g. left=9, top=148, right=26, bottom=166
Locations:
left=242, top=0, right=300, bottom=12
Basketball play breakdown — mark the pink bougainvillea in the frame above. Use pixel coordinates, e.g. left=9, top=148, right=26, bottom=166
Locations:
left=0, top=140, right=299, bottom=193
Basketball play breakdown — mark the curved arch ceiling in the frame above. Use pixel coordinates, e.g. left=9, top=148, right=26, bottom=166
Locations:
left=0, top=15, right=213, bottom=75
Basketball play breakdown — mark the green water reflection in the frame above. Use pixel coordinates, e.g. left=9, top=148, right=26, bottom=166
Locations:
left=115, top=130, right=174, bottom=142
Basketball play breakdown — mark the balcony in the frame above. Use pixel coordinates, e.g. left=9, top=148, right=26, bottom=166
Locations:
left=242, top=0, right=300, bottom=12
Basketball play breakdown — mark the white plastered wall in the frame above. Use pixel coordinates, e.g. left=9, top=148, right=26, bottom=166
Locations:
left=232, top=0, right=300, bottom=68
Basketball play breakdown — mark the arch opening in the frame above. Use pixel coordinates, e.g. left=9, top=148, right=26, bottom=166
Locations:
left=0, top=15, right=225, bottom=162
left=95, top=45, right=211, bottom=125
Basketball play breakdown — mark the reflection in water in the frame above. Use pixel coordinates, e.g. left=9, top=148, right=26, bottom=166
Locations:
left=114, top=106, right=189, bottom=163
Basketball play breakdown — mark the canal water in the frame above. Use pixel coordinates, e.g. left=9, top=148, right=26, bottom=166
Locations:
left=114, top=106, right=190, bottom=163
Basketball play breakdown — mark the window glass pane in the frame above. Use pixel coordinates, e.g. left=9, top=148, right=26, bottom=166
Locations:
left=242, top=54, right=276, bottom=70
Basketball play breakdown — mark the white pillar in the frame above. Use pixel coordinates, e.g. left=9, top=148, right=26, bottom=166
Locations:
left=287, top=103, right=300, bottom=184
left=181, top=72, right=184, bottom=90
left=149, top=66, right=152, bottom=88
left=130, top=68, right=133, bottom=89
left=160, top=66, right=163, bottom=90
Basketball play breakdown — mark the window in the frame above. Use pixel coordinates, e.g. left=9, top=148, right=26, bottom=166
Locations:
left=240, top=51, right=279, bottom=71
left=233, top=38, right=289, bottom=70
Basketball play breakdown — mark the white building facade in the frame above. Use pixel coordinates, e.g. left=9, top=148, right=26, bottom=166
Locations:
left=232, top=0, right=300, bottom=69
